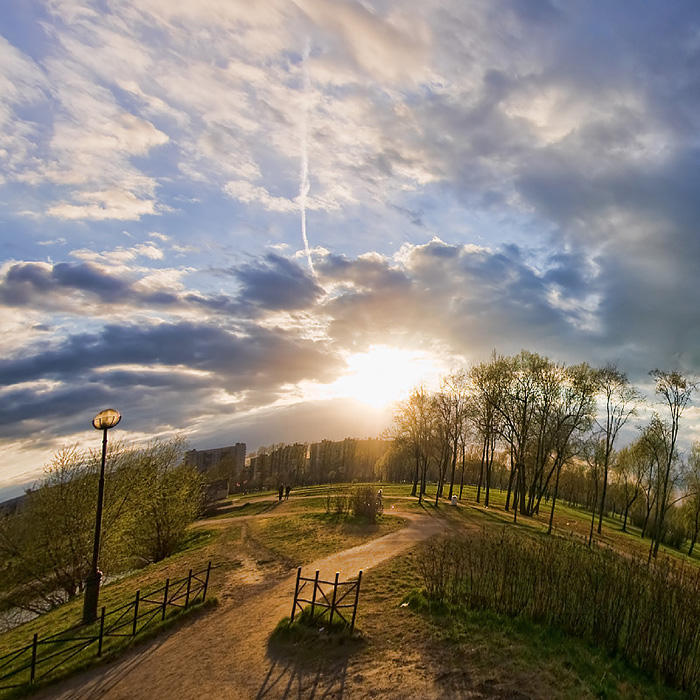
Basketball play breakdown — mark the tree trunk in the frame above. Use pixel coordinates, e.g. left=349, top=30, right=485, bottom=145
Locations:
left=548, top=461, right=562, bottom=535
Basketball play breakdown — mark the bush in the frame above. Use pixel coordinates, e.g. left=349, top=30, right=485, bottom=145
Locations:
left=350, top=486, right=382, bottom=523
left=325, top=491, right=350, bottom=515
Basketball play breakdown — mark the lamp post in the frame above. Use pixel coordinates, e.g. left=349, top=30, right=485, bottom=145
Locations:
left=82, top=408, right=121, bottom=625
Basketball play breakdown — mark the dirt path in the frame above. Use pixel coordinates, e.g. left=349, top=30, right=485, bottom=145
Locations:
left=35, top=512, right=447, bottom=700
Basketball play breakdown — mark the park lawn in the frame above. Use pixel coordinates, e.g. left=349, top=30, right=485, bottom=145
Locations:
left=246, top=512, right=405, bottom=566
left=410, top=480, right=700, bottom=569
left=349, top=548, right=689, bottom=700
left=0, top=496, right=406, bottom=696
left=0, top=523, right=240, bottom=665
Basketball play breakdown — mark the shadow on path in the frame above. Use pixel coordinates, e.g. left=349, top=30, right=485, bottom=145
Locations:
left=256, top=657, right=349, bottom=700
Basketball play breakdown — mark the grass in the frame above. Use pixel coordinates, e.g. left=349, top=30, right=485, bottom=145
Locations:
left=3, top=479, right=700, bottom=698
left=0, top=589, right=216, bottom=698
left=270, top=607, right=363, bottom=662
left=0, top=487, right=406, bottom=697
left=247, top=512, right=405, bottom=565
left=0, top=521, right=241, bottom=693
left=356, top=547, right=689, bottom=699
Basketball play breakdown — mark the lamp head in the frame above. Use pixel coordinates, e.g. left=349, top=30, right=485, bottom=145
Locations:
left=92, top=409, right=121, bottom=431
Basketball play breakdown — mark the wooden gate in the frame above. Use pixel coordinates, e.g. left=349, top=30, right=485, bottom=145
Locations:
left=290, top=568, right=362, bottom=630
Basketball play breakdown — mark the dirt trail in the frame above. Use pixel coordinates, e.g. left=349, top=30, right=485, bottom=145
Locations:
left=35, top=512, right=446, bottom=700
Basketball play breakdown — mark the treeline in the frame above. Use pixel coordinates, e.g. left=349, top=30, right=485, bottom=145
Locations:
left=387, top=350, right=697, bottom=561
left=0, top=437, right=202, bottom=615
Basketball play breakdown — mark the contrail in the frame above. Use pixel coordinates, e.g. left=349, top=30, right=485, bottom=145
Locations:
left=299, top=38, right=315, bottom=276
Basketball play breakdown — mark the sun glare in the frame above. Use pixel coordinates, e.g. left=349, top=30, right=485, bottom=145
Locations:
left=330, top=345, right=441, bottom=408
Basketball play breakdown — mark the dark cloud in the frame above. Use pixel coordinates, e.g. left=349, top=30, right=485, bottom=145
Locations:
left=315, top=242, right=589, bottom=361
left=234, top=253, right=323, bottom=311
left=0, top=321, right=341, bottom=391
left=2, top=262, right=132, bottom=306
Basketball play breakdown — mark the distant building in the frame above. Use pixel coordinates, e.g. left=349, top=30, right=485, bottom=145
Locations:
left=308, top=438, right=391, bottom=483
left=249, top=443, right=308, bottom=489
left=185, top=443, right=246, bottom=486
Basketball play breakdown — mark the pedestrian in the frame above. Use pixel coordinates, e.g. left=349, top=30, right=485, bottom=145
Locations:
left=285, top=484, right=291, bottom=500
left=278, top=484, right=284, bottom=501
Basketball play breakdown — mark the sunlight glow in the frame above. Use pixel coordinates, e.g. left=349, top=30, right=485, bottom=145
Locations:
left=329, top=345, right=443, bottom=408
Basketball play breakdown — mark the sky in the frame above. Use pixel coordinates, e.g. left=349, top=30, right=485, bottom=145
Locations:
left=2, top=0, right=700, bottom=498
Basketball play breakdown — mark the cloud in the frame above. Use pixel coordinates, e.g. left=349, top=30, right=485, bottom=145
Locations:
left=4, top=1, right=700, bottom=488
left=0, top=317, right=345, bottom=443
left=235, top=253, right=323, bottom=311
left=294, top=0, right=431, bottom=84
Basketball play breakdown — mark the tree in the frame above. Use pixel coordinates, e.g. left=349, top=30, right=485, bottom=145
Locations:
left=390, top=386, right=438, bottom=504
left=585, top=437, right=606, bottom=547
left=594, top=365, right=641, bottom=534
left=432, top=371, right=471, bottom=506
left=648, top=370, right=696, bottom=560
left=0, top=442, right=134, bottom=612
left=469, top=357, right=504, bottom=507
left=638, top=416, right=665, bottom=539
left=613, top=440, right=647, bottom=533
left=127, top=438, right=204, bottom=563
left=546, top=363, right=598, bottom=534
left=486, top=351, right=547, bottom=517
left=682, top=443, right=700, bottom=556
left=0, top=436, right=202, bottom=613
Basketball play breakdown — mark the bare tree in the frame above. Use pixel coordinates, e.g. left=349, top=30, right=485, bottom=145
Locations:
left=683, top=443, right=700, bottom=557
left=390, top=385, right=437, bottom=504
left=594, top=365, right=641, bottom=534
left=613, top=440, right=647, bottom=533
left=648, top=370, right=696, bottom=560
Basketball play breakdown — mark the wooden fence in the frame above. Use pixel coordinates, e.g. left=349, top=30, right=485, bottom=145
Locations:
left=0, top=562, right=211, bottom=692
left=290, top=568, right=362, bottom=630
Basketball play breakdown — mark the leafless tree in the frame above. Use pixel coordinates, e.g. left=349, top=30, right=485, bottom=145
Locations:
left=648, top=370, right=696, bottom=560
left=594, top=365, right=641, bottom=534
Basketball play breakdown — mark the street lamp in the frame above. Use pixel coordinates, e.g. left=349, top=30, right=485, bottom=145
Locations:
left=82, top=408, right=121, bottom=625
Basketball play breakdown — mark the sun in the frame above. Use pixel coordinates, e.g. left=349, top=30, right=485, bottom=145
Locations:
left=330, top=345, right=441, bottom=409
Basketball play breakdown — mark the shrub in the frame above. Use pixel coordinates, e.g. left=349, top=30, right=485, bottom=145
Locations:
left=350, top=486, right=382, bottom=523
left=325, top=491, right=350, bottom=515
left=416, top=528, right=700, bottom=695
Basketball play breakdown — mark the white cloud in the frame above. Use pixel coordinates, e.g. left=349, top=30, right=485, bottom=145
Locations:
left=48, top=189, right=158, bottom=221
left=223, top=180, right=296, bottom=213
left=294, top=0, right=431, bottom=84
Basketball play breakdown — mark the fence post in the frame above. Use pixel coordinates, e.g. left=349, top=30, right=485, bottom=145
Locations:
left=291, top=567, right=302, bottom=622
left=329, top=572, right=339, bottom=626
left=350, top=570, right=362, bottom=631
left=132, top=590, right=140, bottom=636
left=98, top=606, right=106, bottom=657
left=185, top=569, right=193, bottom=609
left=30, top=633, right=38, bottom=684
left=202, top=561, right=212, bottom=602
left=162, top=578, right=170, bottom=621
left=310, top=570, right=320, bottom=620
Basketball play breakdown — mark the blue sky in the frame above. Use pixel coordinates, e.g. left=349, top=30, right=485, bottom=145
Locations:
left=2, top=0, right=700, bottom=498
